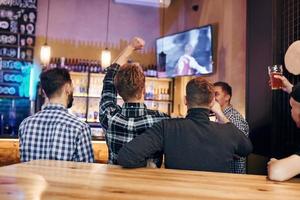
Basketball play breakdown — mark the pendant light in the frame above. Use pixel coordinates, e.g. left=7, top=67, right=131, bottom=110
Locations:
left=40, top=0, right=51, bottom=66
left=158, top=0, right=166, bottom=72
left=101, top=0, right=112, bottom=68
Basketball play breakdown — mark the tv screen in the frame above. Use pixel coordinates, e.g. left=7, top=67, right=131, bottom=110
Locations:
left=156, top=25, right=213, bottom=78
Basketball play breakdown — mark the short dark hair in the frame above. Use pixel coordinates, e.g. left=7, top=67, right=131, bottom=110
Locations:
left=186, top=77, right=214, bottom=107
left=40, top=68, right=72, bottom=98
left=114, top=63, right=145, bottom=101
left=213, top=81, right=232, bottom=97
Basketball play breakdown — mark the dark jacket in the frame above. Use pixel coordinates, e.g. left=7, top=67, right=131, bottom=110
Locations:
left=118, top=108, right=253, bottom=173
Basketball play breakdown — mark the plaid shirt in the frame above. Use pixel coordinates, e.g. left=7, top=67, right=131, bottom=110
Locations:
left=99, top=63, right=169, bottom=164
left=18, top=103, right=94, bottom=163
left=223, top=105, right=249, bottom=173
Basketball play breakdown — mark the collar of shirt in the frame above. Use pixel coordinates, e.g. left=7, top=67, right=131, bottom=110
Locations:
left=42, top=103, right=68, bottom=112
left=121, top=102, right=147, bottom=117
left=223, top=105, right=233, bottom=115
left=186, top=108, right=210, bottom=121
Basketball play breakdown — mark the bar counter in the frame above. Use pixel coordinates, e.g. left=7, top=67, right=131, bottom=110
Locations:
left=0, top=139, right=108, bottom=166
left=0, top=160, right=300, bottom=200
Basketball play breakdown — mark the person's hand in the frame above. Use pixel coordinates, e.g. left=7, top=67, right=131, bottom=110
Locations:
left=210, top=100, right=230, bottom=123
left=130, top=37, right=145, bottom=50
left=268, top=158, right=278, bottom=165
left=267, top=158, right=280, bottom=181
left=210, top=100, right=222, bottom=115
left=114, top=37, right=145, bottom=65
left=273, top=75, right=293, bottom=94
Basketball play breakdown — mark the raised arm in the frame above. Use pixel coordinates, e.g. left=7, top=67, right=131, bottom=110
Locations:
left=118, top=122, right=164, bottom=168
left=99, top=37, right=145, bottom=129
left=189, top=57, right=209, bottom=74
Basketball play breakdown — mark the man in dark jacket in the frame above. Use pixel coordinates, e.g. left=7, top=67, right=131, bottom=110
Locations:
left=118, top=77, right=252, bottom=173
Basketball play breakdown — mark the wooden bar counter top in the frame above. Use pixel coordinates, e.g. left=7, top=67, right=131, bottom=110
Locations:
left=0, top=160, right=300, bottom=199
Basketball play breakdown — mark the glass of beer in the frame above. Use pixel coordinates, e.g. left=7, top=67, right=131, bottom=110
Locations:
left=268, top=65, right=283, bottom=90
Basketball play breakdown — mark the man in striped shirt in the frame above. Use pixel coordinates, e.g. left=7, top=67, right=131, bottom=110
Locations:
left=19, top=68, right=94, bottom=163
left=99, top=37, right=169, bottom=165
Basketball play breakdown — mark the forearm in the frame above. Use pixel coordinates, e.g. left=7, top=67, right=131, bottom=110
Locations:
left=114, top=45, right=135, bottom=66
left=99, top=64, right=120, bottom=123
left=118, top=124, right=164, bottom=168
left=268, top=155, right=300, bottom=181
left=118, top=146, right=148, bottom=168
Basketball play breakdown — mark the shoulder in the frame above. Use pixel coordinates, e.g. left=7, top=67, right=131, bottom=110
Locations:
left=19, top=110, right=43, bottom=126
left=226, top=107, right=243, bottom=117
left=64, top=112, right=90, bottom=130
left=210, top=121, right=240, bottom=132
left=19, top=115, right=33, bottom=129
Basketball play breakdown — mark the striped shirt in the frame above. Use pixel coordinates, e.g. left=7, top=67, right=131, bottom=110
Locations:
left=223, top=105, right=249, bottom=173
left=99, top=64, right=169, bottom=164
left=18, top=103, right=94, bottom=163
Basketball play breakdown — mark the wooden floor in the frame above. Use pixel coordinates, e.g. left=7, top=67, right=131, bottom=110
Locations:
left=0, top=160, right=300, bottom=200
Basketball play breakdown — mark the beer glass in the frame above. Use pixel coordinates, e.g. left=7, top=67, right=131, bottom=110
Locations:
left=268, top=65, right=283, bottom=90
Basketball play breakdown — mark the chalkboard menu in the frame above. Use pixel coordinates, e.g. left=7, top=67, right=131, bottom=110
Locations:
left=0, top=0, right=37, bottom=98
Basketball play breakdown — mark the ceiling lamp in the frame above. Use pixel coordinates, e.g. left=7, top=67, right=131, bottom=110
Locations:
left=101, top=0, right=112, bottom=68
left=40, top=0, right=51, bottom=67
left=158, top=0, right=166, bottom=72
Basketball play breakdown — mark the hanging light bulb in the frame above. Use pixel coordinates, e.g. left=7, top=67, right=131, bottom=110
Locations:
left=101, top=48, right=111, bottom=68
left=158, top=0, right=167, bottom=72
left=40, top=44, right=51, bottom=66
left=40, top=0, right=51, bottom=67
left=101, top=0, right=111, bottom=69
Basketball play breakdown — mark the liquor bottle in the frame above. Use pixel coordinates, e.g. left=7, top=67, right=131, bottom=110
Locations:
left=165, top=88, right=170, bottom=100
left=97, top=61, right=102, bottom=73
left=8, top=99, right=16, bottom=136
left=90, top=60, right=95, bottom=73
left=64, top=58, right=70, bottom=71
left=69, top=58, right=74, bottom=71
left=0, top=113, right=4, bottom=135
left=56, top=57, right=61, bottom=68
left=60, top=57, right=65, bottom=68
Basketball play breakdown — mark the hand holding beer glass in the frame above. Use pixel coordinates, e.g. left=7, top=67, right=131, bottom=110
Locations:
left=268, top=65, right=294, bottom=93
left=268, top=65, right=283, bottom=90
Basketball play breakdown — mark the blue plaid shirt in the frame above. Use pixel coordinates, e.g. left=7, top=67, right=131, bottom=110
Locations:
left=99, top=63, right=169, bottom=164
left=18, top=103, right=94, bottom=163
left=223, top=105, right=249, bottom=174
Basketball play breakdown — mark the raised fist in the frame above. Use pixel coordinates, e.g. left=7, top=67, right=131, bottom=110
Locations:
left=130, top=37, right=145, bottom=50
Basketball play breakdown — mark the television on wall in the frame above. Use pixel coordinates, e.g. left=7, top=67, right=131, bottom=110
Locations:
left=156, top=25, right=213, bottom=78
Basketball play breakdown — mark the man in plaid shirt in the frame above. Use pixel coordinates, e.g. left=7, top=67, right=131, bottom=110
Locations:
left=214, top=82, right=249, bottom=173
left=19, top=68, right=94, bottom=163
left=99, top=37, right=169, bottom=165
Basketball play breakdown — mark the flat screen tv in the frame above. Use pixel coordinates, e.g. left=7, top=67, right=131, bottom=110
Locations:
left=156, top=25, right=213, bottom=78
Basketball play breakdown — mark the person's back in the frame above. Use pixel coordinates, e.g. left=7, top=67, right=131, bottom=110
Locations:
left=19, top=68, right=94, bottom=163
left=19, top=104, right=94, bottom=162
left=160, top=110, right=248, bottom=172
